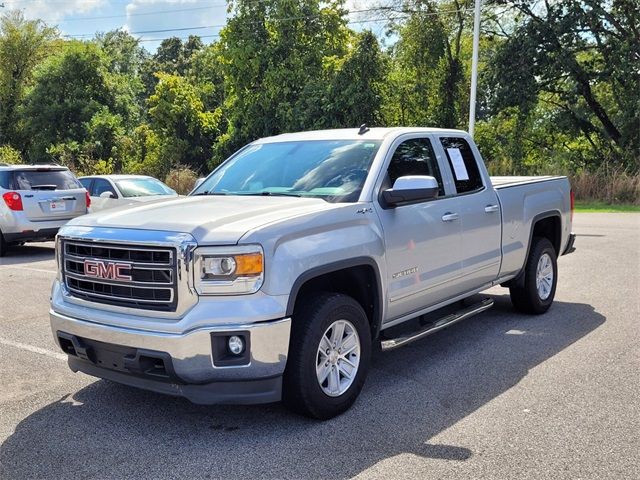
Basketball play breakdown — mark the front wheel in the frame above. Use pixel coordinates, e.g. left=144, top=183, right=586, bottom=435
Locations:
left=510, top=237, right=558, bottom=314
left=283, top=292, right=371, bottom=420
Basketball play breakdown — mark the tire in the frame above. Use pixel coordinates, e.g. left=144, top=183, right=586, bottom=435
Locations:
left=510, top=237, right=558, bottom=314
left=0, top=231, right=7, bottom=257
left=283, top=292, right=371, bottom=420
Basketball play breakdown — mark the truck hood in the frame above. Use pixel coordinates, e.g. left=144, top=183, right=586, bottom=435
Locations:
left=69, top=195, right=335, bottom=244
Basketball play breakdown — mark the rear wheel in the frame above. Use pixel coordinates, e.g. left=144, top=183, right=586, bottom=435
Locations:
left=0, top=231, right=7, bottom=257
left=283, top=292, right=371, bottom=420
left=510, top=237, right=557, bottom=314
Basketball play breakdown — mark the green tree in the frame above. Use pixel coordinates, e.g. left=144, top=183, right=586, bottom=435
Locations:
left=21, top=42, right=115, bottom=164
left=216, top=0, right=349, bottom=161
left=147, top=73, right=221, bottom=173
left=96, top=30, right=147, bottom=127
left=141, top=35, right=206, bottom=98
left=328, top=31, right=387, bottom=127
left=486, top=0, right=640, bottom=169
left=0, top=11, right=57, bottom=149
left=383, top=1, right=473, bottom=128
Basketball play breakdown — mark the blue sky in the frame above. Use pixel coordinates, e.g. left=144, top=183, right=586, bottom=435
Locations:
left=3, top=0, right=391, bottom=51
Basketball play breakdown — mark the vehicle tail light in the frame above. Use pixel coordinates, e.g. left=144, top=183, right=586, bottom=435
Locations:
left=3, top=191, right=23, bottom=211
left=570, top=188, right=575, bottom=223
left=85, top=190, right=91, bottom=209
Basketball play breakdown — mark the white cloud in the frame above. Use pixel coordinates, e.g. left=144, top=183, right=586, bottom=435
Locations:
left=3, top=0, right=108, bottom=24
left=124, top=0, right=227, bottom=41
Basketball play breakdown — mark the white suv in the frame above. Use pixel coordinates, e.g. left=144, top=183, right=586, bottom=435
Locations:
left=0, top=164, right=89, bottom=256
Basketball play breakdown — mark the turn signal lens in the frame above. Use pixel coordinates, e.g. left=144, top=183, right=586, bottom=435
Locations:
left=235, top=253, right=263, bottom=276
left=3, top=191, right=23, bottom=211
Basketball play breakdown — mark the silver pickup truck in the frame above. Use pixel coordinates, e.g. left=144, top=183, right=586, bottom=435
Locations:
left=50, top=127, right=575, bottom=419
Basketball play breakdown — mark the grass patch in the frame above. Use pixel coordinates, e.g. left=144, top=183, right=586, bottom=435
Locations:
left=575, top=201, right=640, bottom=212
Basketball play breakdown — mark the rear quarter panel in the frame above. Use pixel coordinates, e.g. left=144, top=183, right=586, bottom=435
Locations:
left=495, top=177, right=572, bottom=278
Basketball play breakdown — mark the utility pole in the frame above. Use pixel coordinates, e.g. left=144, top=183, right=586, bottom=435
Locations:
left=468, top=0, right=482, bottom=137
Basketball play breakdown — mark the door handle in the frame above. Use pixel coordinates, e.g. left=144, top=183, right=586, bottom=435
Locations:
left=484, top=204, right=499, bottom=213
left=441, top=212, right=459, bottom=222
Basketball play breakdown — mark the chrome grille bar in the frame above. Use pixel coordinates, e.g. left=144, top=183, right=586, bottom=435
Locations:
left=62, top=240, right=177, bottom=312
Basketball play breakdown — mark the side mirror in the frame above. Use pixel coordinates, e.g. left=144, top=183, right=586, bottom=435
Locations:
left=381, top=175, right=439, bottom=208
left=194, top=178, right=205, bottom=189
left=99, top=191, right=116, bottom=199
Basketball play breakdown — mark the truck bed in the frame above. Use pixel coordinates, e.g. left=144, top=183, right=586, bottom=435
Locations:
left=490, top=175, right=565, bottom=189
left=492, top=175, right=571, bottom=281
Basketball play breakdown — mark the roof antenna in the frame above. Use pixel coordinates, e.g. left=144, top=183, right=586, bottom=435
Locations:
left=358, top=123, right=370, bottom=135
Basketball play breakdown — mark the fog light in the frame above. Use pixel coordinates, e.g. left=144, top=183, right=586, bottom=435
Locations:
left=228, top=335, right=244, bottom=355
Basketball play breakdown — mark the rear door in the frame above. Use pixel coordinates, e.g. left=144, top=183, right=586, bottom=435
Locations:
left=435, top=136, right=502, bottom=291
left=13, top=168, right=87, bottom=221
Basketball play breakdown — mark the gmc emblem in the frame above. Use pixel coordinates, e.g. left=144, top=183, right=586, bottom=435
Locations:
left=84, top=259, right=132, bottom=281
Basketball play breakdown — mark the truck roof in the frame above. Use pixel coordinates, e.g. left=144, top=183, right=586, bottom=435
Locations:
left=255, top=127, right=470, bottom=143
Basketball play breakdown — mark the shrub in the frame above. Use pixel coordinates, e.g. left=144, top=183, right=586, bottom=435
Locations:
left=164, top=166, right=198, bottom=195
left=571, top=167, right=639, bottom=205
left=0, top=145, right=23, bottom=165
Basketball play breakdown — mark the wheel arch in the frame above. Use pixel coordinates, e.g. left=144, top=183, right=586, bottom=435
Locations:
left=503, top=211, right=561, bottom=288
left=286, top=257, right=384, bottom=340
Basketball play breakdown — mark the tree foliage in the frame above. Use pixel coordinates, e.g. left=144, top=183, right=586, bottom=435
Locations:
left=484, top=0, right=639, bottom=170
left=0, top=0, right=636, bottom=180
left=0, top=11, right=57, bottom=149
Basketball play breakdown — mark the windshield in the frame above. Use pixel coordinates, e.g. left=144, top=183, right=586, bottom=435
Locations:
left=115, top=178, right=175, bottom=198
left=10, top=169, right=81, bottom=191
left=192, top=140, right=382, bottom=203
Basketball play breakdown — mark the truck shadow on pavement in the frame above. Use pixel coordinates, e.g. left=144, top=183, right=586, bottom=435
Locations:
left=0, top=296, right=604, bottom=479
left=0, top=243, right=55, bottom=265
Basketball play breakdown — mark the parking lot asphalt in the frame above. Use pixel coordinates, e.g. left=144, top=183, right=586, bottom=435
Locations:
left=0, top=213, right=638, bottom=480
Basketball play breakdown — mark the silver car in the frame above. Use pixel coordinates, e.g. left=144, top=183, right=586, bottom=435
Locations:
left=0, top=164, right=89, bottom=256
left=79, top=175, right=177, bottom=213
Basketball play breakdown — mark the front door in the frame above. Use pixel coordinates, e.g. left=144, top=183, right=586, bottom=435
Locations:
left=373, top=135, right=465, bottom=322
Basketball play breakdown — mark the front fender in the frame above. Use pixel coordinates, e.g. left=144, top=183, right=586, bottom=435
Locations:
left=241, top=203, right=387, bottom=316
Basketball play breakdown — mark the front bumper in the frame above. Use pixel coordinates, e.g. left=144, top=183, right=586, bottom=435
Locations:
left=50, top=309, right=291, bottom=405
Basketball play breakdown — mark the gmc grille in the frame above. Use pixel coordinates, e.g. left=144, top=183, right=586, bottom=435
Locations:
left=62, top=240, right=177, bottom=312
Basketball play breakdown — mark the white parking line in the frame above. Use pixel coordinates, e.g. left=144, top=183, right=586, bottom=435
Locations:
left=0, top=337, right=66, bottom=361
left=0, top=265, right=56, bottom=274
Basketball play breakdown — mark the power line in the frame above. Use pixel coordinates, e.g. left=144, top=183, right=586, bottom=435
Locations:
left=132, top=16, right=415, bottom=43
left=63, top=7, right=472, bottom=39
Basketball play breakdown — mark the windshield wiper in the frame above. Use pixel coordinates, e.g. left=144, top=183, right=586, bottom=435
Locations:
left=192, top=191, right=227, bottom=196
left=240, top=191, right=303, bottom=198
left=30, top=184, right=57, bottom=191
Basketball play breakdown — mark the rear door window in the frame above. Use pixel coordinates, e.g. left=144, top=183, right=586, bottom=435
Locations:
left=439, top=137, right=483, bottom=194
left=11, top=169, right=81, bottom=191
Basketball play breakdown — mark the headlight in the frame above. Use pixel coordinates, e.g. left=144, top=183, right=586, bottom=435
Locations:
left=194, top=245, right=264, bottom=295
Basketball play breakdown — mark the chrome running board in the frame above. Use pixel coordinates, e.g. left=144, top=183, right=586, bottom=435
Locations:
left=380, top=298, right=494, bottom=351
